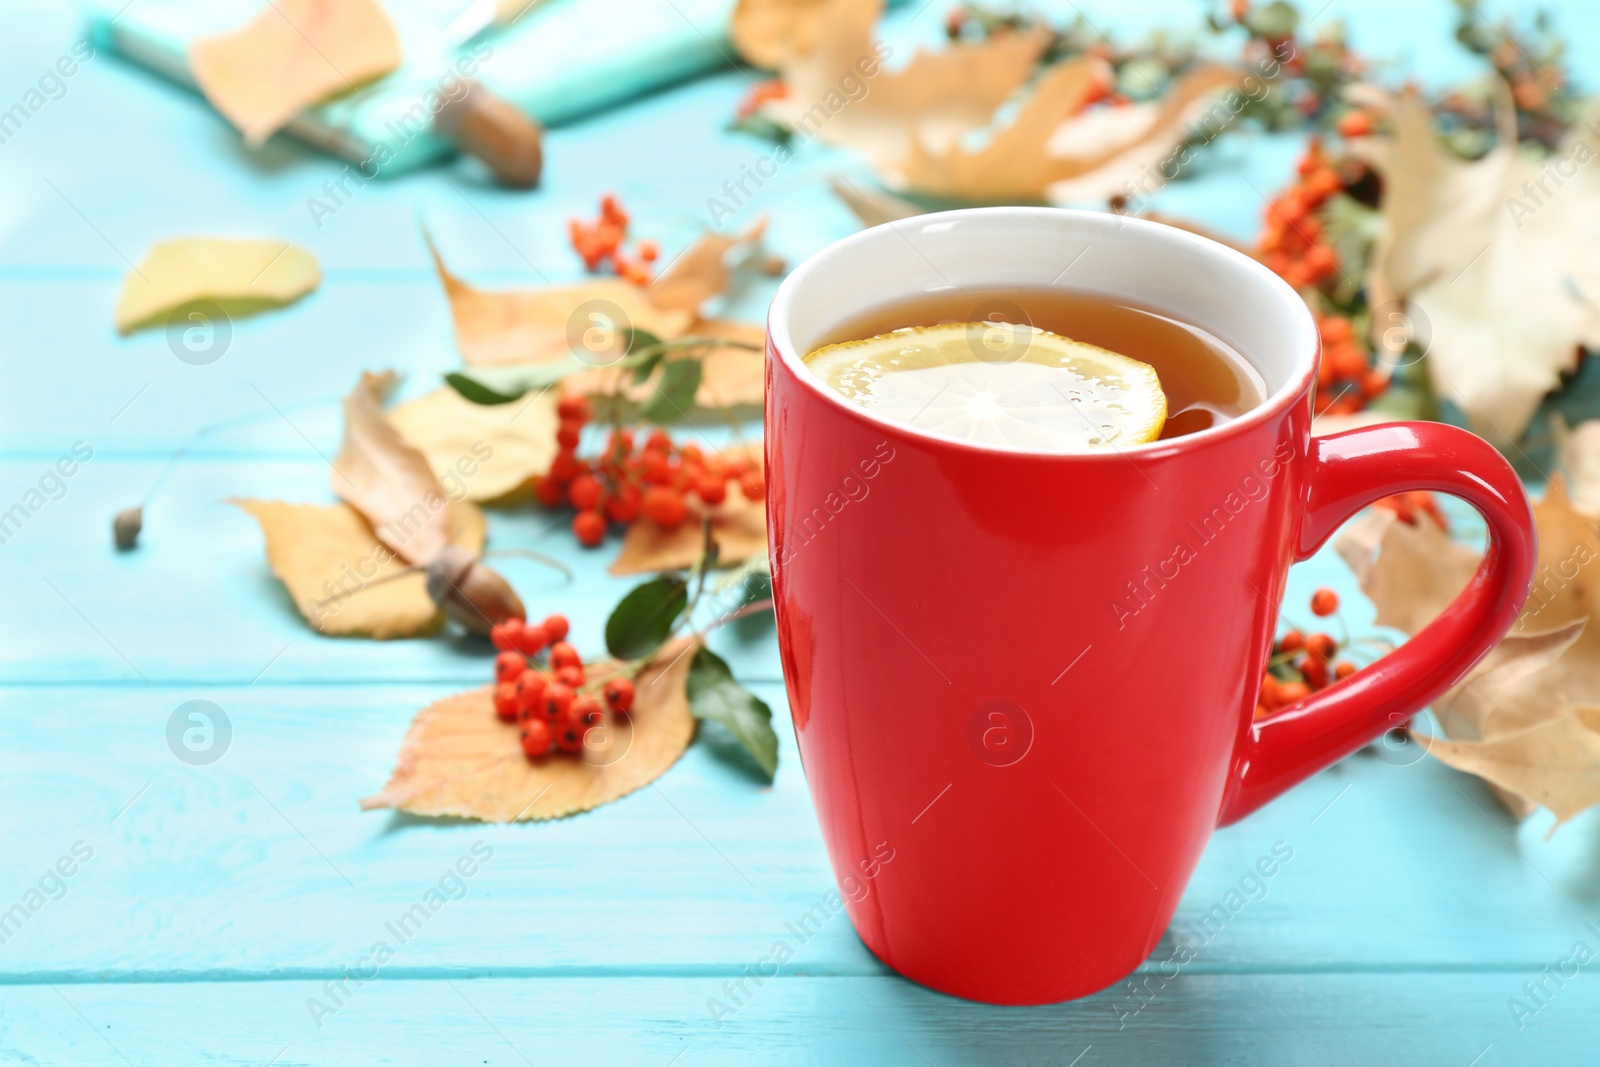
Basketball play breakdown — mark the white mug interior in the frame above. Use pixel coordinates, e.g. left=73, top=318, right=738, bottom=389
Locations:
left=766, top=207, right=1319, bottom=454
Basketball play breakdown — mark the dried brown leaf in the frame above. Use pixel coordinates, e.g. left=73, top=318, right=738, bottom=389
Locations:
left=730, top=0, right=830, bottom=69
left=611, top=448, right=766, bottom=576
left=1367, top=88, right=1600, bottom=443
left=360, top=638, right=698, bottom=820
left=647, top=220, right=768, bottom=315
left=114, top=237, right=319, bottom=334
left=232, top=499, right=485, bottom=638
left=830, top=177, right=924, bottom=226
left=764, top=0, right=1052, bottom=172
left=1335, top=509, right=1478, bottom=636
left=427, top=234, right=692, bottom=366
left=190, top=0, right=402, bottom=145
left=1418, top=706, right=1600, bottom=830
left=1551, top=414, right=1600, bottom=516
left=388, top=386, right=559, bottom=503
left=331, top=372, right=453, bottom=565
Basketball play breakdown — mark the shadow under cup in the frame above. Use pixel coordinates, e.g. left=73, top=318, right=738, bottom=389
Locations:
left=763, top=208, right=1321, bottom=1005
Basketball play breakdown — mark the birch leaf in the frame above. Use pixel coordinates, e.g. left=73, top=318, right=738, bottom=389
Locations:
left=360, top=639, right=698, bottom=820
left=114, top=238, right=319, bottom=334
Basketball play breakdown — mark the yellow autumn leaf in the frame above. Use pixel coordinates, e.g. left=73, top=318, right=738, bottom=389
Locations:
left=190, top=0, right=402, bottom=146
left=1367, top=88, right=1600, bottom=444
left=1337, top=476, right=1600, bottom=826
left=426, top=232, right=693, bottom=367
left=232, top=499, right=485, bottom=639
left=647, top=220, right=768, bottom=314
left=894, top=59, right=1242, bottom=201
left=360, top=638, right=698, bottom=820
left=114, top=237, right=319, bottom=334
left=388, top=386, right=559, bottom=503
left=766, top=0, right=1052, bottom=174
left=730, top=0, right=829, bottom=69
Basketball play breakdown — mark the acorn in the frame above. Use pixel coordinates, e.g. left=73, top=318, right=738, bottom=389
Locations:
left=113, top=506, right=143, bottom=551
left=423, top=546, right=525, bottom=635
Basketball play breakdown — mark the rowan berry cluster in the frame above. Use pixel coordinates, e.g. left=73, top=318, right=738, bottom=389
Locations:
left=1314, top=313, right=1386, bottom=416
left=569, top=194, right=658, bottom=284
left=535, top=394, right=766, bottom=548
left=490, top=613, right=637, bottom=761
left=1256, top=587, right=1357, bottom=719
left=1258, top=142, right=1344, bottom=291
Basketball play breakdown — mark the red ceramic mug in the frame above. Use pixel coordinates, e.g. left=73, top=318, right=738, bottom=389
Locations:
left=762, top=207, right=1535, bottom=1005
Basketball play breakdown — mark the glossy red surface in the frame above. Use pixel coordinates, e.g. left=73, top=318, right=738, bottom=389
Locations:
left=763, top=341, right=1534, bottom=1006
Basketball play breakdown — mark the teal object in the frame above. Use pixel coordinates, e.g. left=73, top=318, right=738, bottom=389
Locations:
left=7, top=0, right=1600, bottom=1062
left=85, top=0, right=739, bottom=175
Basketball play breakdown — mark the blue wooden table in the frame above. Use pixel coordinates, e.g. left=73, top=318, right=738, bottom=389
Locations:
left=5, top=1, right=1600, bottom=1063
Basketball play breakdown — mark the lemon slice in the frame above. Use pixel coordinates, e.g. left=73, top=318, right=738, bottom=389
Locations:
left=804, top=322, right=1167, bottom=450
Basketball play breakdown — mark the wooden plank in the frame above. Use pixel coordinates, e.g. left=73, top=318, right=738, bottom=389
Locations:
left=2, top=677, right=1596, bottom=978
left=0, top=973, right=1579, bottom=1065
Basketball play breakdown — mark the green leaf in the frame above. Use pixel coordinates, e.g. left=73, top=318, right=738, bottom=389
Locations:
left=605, top=575, right=689, bottom=660
left=444, top=372, right=521, bottom=406
left=687, top=646, right=778, bottom=782
left=625, top=327, right=662, bottom=354
left=638, top=357, right=703, bottom=422
left=444, top=355, right=594, bottom=406
left=631, top=350, right=664, bottom=385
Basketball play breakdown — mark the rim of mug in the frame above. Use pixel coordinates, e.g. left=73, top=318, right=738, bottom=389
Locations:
left=766, top=206, right=1319, bottom=459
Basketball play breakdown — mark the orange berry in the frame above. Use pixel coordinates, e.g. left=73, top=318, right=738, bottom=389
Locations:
left=642, top=486, right=687, bottom=529
left=572, top=511, right=606, bottom=547
left=534, top=476, right=565, bottom=508
left=1319, top=316, right=1353, bottom=343
left=637, top=239, right=659, bottom=262
left=606, top=483, right=642, bottom=523
left=568, top=473, right=602, bottom=511
left=697, top=473, right=727, bottom=505
left=1310, top=588, right=1339, bottom=616
left=1334, top=661, right=1357, bottom=681
left=1337, top=110, right=1374, bottom=138
left=1361, top=367, right=1389, bottom=398
left=1302, top=657, right=1328, bottom=689
left=1279, top=630, right=1305, bottom=653
left=1305, top=633, right=1337, bottom=662
left=1277, top=681, right=1311, bottom=704
left=738, top=473, right=766, bottom=501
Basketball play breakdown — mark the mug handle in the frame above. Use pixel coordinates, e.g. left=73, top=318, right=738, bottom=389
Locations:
left=1216, top=421, right=1537, bottom=826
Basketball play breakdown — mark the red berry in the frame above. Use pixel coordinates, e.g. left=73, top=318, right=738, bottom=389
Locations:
left=1278, top=630, right=1305, bottom=653
left=557, top=395, right=591, bottom=421
left=515, top=670, right=549, bottom=718
left=568, top=473, right=602, bottom=511
left=543, top=614, right=570, bottom=642
left=495, top=651, right=526, bottom=684
left=520, top=719, right=552, bottom=758
left=641, top=450, right=672, bottom=485
left=572, top=695, right=604, bottom=728
left=556, top=423, right=583, bottom=450
left=490, top=617, right=525, bottom=652
left=1301, top=657, right=1328, bottom=689
left=494, top=682, right=520, bottom=723
left=646, top=429, right=673, bottom=452
left=606, top=483, right=641, bottom=523
left=535, top=476, right=565, bottom=508
left=557, top=664, right=585, bottom=688
left=573, top=510, right=606, bottom=547
left=607, top=428, right=634, bottom=455
left=512, top=623, right=550, bottom=656
left=696, top=473, right=727, bottom=505
left=1278, top=681, right=1311, bottom=704
left=739, top=474, right=766, bottom=501
left=1305, top=633, right=1337, bottom=663
left=1310, top=588, right=1339, bottom=617
left=604, top=677, right=635, bottom=713
left=556, top=719, right=586, bottom=753
left=542, top=682, right=575, bottom=722
left=1337, top=110, right=1374, bottom=137
left=643, top=486, right=687, bottom=529
left=550, top=641, right=581, bottom=670
left=548, top=449, right=582, bottom=483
